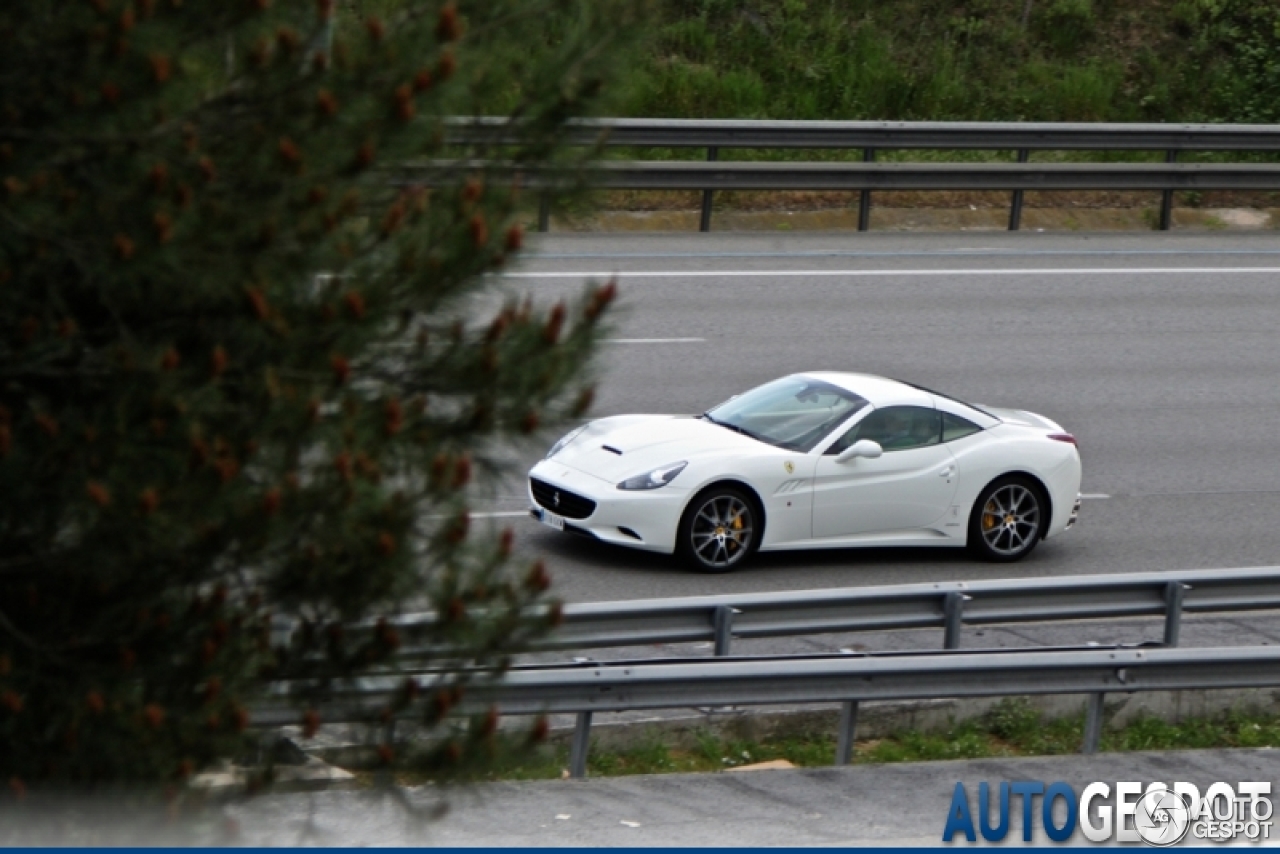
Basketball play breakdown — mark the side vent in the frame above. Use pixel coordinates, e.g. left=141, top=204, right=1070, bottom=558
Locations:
left=602, top=445, right=623, bottom=455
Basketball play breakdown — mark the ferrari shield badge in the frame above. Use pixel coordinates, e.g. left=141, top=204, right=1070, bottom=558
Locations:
left=784, top=461, right=794, bottom=474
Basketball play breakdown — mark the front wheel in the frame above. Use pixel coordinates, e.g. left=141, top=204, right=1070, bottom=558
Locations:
left=676, top=487, right=760, bottom=573
left=967, top=476, right=1045, bottom=562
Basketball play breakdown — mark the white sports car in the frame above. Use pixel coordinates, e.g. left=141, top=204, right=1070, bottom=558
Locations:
left=527, top=372, right=1082, bottom=572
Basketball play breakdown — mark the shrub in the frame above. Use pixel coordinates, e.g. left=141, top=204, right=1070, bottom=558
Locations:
left=0, top=0, right=638, bottom=791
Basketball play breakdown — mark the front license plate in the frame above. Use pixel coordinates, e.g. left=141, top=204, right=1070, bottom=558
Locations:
left=539, top=509, right=565, bottom=531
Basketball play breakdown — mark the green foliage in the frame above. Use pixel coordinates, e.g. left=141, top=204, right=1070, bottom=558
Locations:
left=1110, top=711, right=1280, bottom=751
left=1185, top=0, right=1280, bottom=122
left=388, top=704, right=1280, bottom=784
left=1022, top=60, right=1121, bottom=121
left=861, top=723, right=993, bottom=762
left=982, top=697, right=1082, bottom=754
left=0, top=0, right=640, bottom=791
left=617, top=0, right=1280, bottom=124
left=984, top=697, right=1041, bottom=741
left=1035, top=0, right=1095, bottom=56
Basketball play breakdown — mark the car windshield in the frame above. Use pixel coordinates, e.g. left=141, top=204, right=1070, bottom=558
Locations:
left=704, top=377, right=868, bottom=452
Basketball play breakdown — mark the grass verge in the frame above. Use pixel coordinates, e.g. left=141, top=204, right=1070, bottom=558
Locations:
left=371, top=699, right=1280, bottom=785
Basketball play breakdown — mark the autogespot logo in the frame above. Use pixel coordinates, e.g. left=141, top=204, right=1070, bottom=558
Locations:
left=1134, top=788, right=1192, bottom=846
left=942, top=780, right=1273, bottom=845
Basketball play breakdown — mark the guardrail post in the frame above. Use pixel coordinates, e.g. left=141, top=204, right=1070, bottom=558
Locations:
left=858, top=148, right=876, bottom=232
left=1081, top=693, right=1105, bottom=754
left=713, top=605, right=735, bottom=656
left=943, top=592, right=967, bottom=650
left=384, top=719, right=397, bottom=751
left=835, top=701, right=859, bottom=765
left=699, top=147, right=719, bottom=233
left=1008, top=149, right=1030, bottom=231
left=537, top=193, right=550, bottom=233
left=1164, top=582, right=1187, bottom=647
left=569, top=710, right=593, bottom=778
left=1159, top=150, right=1177, bottom=231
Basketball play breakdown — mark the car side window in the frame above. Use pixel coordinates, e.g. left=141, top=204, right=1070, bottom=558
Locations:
left=827, top=406, right=941, bottom=454
left=941, top=411, right=982, bottom=443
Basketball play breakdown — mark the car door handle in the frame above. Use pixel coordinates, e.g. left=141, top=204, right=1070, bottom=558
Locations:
left=939, top=466, right=955, bottom=477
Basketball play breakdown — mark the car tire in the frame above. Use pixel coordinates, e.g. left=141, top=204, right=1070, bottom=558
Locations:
left=676, top=486, right=761, bottom=573
left=967, top=476, right=1045, bottom=563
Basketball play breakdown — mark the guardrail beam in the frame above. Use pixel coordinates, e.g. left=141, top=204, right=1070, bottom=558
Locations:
left=397, top=161, right=1280, bottom=193
left=445, top=117, right=1280, bottom=152
left=336, top=566, right=1280, bottom=660
left=250, top=645, right=1280, bottom=727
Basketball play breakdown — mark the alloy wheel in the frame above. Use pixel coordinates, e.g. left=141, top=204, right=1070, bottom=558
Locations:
left=689, top=494, right=754, bottom=569
left=979, top=483, right=1041, bottom=557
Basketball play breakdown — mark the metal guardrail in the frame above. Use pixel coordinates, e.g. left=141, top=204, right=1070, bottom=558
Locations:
left=257, top=644, right=1280, bottom=776
left=448, top=117, right=1280, bottom=151
left=352, top=566, right=1280, bottom=658
left=263, top=567, right=1280, bottom=775
left=407, top=160, right=1280, bottom=191
left=442, top=118, right=1280, bottom=233
left=561, top=161, right=1280, bottom=192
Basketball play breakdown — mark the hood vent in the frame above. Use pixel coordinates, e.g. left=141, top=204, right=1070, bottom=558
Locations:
left=601, top=445, right=623, bottom=455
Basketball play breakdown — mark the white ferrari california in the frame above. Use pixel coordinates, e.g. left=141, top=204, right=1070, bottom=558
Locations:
left=528, top=373, right=1082, bottom=572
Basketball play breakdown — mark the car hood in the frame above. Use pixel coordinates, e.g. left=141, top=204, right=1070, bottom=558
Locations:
left=549, top=415, right=764, bottom=482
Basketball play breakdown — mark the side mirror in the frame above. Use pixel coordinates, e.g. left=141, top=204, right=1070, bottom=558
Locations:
left=835, top=439, right=883, bottom=464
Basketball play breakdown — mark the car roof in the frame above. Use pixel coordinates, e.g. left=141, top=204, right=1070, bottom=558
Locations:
left=797, top=372, right=936, bottom=408
left=798, top=371, right=1001, bottom=428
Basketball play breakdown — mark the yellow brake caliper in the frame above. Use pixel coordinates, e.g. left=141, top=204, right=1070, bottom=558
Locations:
left=982, top=501, right=998, bottom=531
left=728, top=513, right=743, bottom=550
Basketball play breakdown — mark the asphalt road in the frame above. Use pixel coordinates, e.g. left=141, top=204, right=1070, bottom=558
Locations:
left=221, top=749, right=1280, bottom=846
left=10, top=749, right=1276, bottom=845
left=468, top=230, right=1280, bottom=603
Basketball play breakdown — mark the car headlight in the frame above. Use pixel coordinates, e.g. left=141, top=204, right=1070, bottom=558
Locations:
left=545, top=424, right=587, bottom=459
left=617, top=461, right=687, bottom=491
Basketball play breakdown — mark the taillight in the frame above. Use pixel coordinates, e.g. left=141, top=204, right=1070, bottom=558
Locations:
left=1048, top=433, right=1077, bottom=447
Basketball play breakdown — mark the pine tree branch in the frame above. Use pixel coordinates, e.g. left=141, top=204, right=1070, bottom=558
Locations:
left=0, top=205, right=95, bottom=280
left=0, top=604, right=71, bottom=666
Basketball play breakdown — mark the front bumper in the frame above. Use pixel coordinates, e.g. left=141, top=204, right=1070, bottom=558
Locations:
left=526, top=458, right=688, bottom=553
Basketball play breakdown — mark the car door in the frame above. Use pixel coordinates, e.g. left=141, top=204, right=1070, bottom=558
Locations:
left=812, top=405, right=958, bottom=539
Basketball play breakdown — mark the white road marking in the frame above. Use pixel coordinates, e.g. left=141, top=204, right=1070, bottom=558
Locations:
left=604, top=337, right=705, bottom=343
left=1133, top=488, right=1280, bottom=497
left=533, top=248, right=1280, bottom=261
left=502, top=267, right=1280, bottom=279
left=1074, top=490, right=1280, bottom=499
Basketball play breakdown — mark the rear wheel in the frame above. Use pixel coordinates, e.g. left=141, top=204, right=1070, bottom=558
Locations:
left=676, top=486, right=760, bottom=573
left=967, top=476, right=1045, bottom=562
